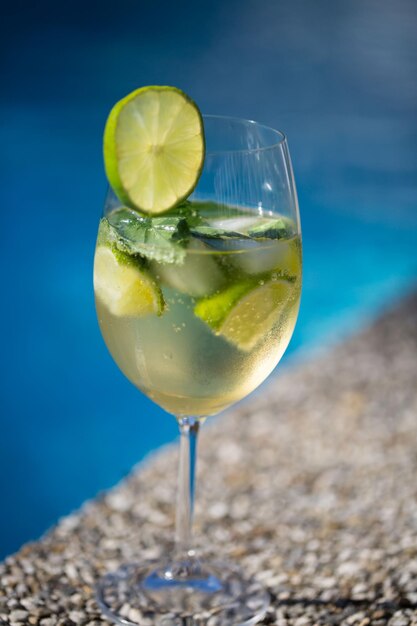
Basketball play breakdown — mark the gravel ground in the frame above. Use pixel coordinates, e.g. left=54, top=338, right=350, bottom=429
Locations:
left=1, top=291, right=417, bottom=626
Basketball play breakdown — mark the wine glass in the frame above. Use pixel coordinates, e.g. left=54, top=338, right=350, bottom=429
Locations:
left=94, top=115, right=302, bottom=625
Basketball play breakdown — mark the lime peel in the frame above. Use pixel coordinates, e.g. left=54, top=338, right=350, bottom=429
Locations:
left=195, top=277, right=293, bottom=351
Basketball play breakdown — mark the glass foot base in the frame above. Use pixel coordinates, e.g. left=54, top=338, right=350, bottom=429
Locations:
left=96, top=559, right=270, bottom=626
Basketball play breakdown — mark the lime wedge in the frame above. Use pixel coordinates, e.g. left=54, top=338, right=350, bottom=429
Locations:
left=195, top=277, right=292, bottom=351
left=104, top=86, right=205, bottom=214
left=94, top=246, right=164, bottom=317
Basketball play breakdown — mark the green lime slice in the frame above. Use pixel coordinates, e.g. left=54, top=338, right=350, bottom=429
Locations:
left=104, top=86, right=205, bottom=214
left=94, top=246, right=164, bottom=317
left=195, top=277, right=292, bottom=351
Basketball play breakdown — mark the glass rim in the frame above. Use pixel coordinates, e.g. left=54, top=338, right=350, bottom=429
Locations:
left=201, top=114, right=287, bottom=155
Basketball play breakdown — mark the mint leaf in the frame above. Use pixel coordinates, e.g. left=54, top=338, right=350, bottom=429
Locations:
left=189, top=207, right=295, bottom=242
left=164, top=200, right=206, bottom=228
left=248, top=217, right=295, bottom=240
left=190, top=213, right=257, bottom=240
left=191, top=224, right=251, bottom=240
left=102, top=209, right=190, bottom=264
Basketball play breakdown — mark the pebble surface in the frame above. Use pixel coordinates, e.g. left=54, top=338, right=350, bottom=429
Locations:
left=1, top=292, right=417, bottom=625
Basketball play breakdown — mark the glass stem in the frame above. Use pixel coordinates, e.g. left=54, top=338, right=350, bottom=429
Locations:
left=175, top=416, right=200, bottom=558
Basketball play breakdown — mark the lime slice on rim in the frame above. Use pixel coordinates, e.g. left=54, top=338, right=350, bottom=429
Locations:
left=104, top=86, right=205, bottom=214
left=195, top=277, right=292, bottom=351
left=94, top=246, right=164, bottom=317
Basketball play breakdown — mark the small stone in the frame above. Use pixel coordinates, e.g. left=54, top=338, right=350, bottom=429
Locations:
left=106, top=491, right=131, bottom=512
left=119, top=604, right=131, bottom=619
left=7, top=598, right=20, bottom=609
left=351, top=582, right=368, bottom=596
left=65, top=563, right=78, bottom=580
left=20, top=598, right=37, bottom=612
left=389, top=613, right=410, bottom=626
left=317, top=576, right=336, bottom=589
left=337, top=561, right=361, bottom=576
left=208, top=502, right=228, bottom=519
left=58, top=619, right=77, bottom=626
left=69, top=593, right=84, bottom=606
left=372, top=610, right=387, bottom=620
left=21, top=560, right=35, bottom=575
left=406, top=592, right=417, bottom=604
left=40, top=619, right=58, bottom=626
left=69, top=610, right=85, bottom=624
left=128, top=608, right=142, bottom=622
left=16, top=583, right=28, bottom=595
left=347, top=611, right=366, bottom=624
left=10, top=610, right=29, bottom=622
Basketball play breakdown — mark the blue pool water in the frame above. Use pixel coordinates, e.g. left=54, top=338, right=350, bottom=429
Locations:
left=1, top=0, right=416, bottom=559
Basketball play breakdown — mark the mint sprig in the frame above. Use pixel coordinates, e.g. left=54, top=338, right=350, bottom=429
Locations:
left=99, top=205, right=297, bottom=266
left=101, top=208, right=190, bottom=264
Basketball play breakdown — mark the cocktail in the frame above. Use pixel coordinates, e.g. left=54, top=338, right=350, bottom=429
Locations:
left=94, top=86, right=302, bottom=625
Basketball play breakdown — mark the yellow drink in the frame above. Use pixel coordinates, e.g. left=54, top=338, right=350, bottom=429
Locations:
left=94, top=204, right=302, bottom=417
